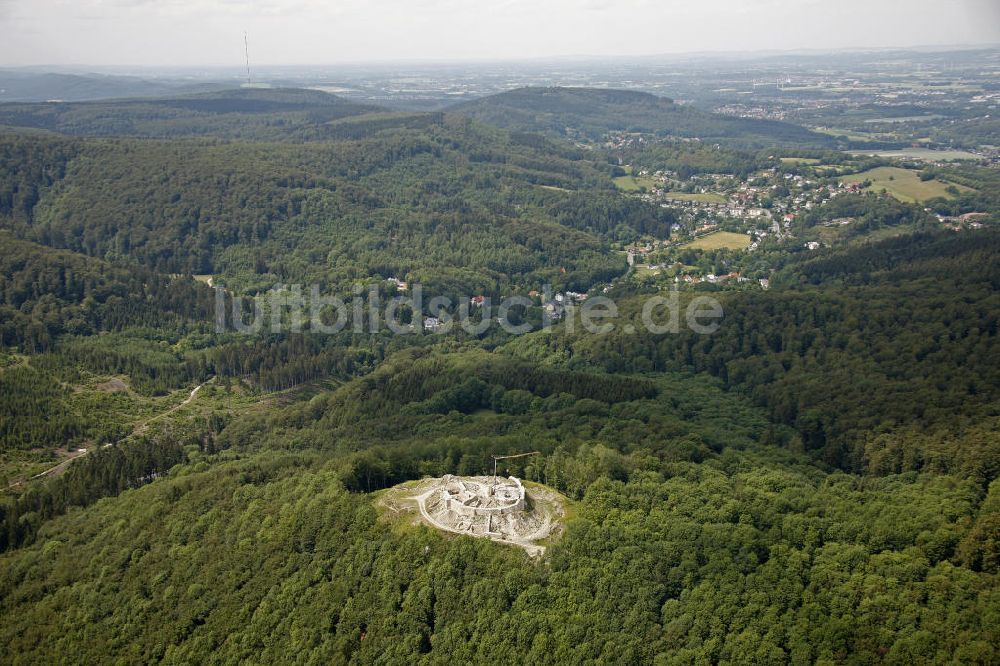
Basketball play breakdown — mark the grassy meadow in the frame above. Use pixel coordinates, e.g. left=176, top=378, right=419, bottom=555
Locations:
left=840, top=166, right=974, bottom=203
left=664, top=191, right=728, bottom=203
left=683, top=230, right=751, bottom=251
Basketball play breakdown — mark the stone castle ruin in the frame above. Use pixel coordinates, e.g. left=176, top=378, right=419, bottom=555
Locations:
left=438, top=475, right=524, bottom=518
left=415, top=474, right=553, bottom=549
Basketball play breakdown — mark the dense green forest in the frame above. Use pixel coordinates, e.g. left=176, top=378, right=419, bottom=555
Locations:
left=510, top=230, right=1000, bottom=477
left=0, top=234, right=216, bottom=349
left=0, top=89, right=383, bottom=141
left=3, top=228, right=997, bottom=662
left=0, top=87, right=998, bottom=663
left=3, top=450, right=997, bottom=664
left=0, top=118, right=653, bottom=293
left=616, top=139, right=771, bottom=179
left=2, top=331, right=998, bottom=663
left=451, top=87, right=836, bottom=147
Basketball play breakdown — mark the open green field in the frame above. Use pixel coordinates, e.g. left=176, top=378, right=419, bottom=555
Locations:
left=779, top=157, right=821, bottom=165
left=665, top=191, right=728, bottom=204
left=814, top=126, right=891, bottom=143
left=849, top=148, right=980, bottom=162
left=863, top=114, right=946, bottom=124
left=814, top=164, right=865, bottom=177
left=632, top=264, right=662, bottom=277
left=613, top=174, right=659, bottom=191
left=814, top=221, right=924, bottom=247
left=840, top=166, right=974, bottom=203
left=682, top=230, right=751, bottom=251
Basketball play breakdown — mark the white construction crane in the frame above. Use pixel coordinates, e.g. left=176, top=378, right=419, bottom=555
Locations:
left=491, top=451, right=540, bottom=485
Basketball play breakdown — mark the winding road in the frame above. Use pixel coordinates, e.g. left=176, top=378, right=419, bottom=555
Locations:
left=5, top=378, right=211, bottom=490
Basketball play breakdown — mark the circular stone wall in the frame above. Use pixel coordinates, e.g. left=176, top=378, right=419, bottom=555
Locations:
left=438, top=475, right=526, bottom=517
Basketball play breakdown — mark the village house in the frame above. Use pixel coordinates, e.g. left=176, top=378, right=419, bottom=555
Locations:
left=542, top=302, right=563, bottom=320
left=387, top=277, right=408, bottom=292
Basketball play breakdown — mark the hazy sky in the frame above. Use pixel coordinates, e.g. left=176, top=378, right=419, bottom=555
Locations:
left=2, top=0, right=999, bottom=67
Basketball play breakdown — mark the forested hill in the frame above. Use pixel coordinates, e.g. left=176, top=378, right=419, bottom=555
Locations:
left=1, top=78, right=998, bottom=664
left=0, top=88, right=386, bottom=140
left=0, top=118, right=671, bottom=293
left=0, top=69, right=224, bottom=103
left=0, top=233, right=217, bottom=351
left=510, top=228, right=1000, bottom=480
left=450, top=86, right=835, bottom=146
left=0, top=86, right=831, bottom=147
left=3, top=254, right=997, bottom=662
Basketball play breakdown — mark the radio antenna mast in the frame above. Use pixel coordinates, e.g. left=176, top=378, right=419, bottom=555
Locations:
left=243, top=31, right=252, bottom=86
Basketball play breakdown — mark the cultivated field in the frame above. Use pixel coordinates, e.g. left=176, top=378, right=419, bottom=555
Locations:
left=839, top=166, right=974, bottom=203
left=665, top=191, right=728, bottom=203
left=613, top=174, right=659, bottom=191
left=779, top=157, right=821, bottom=165
left=632, top=264, right=662, bottom=277
left=849, top=148, right=980, bottom=161
left=813, top=126, right=889, bottom=142
left=683, top=230, right=751, bottom=251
